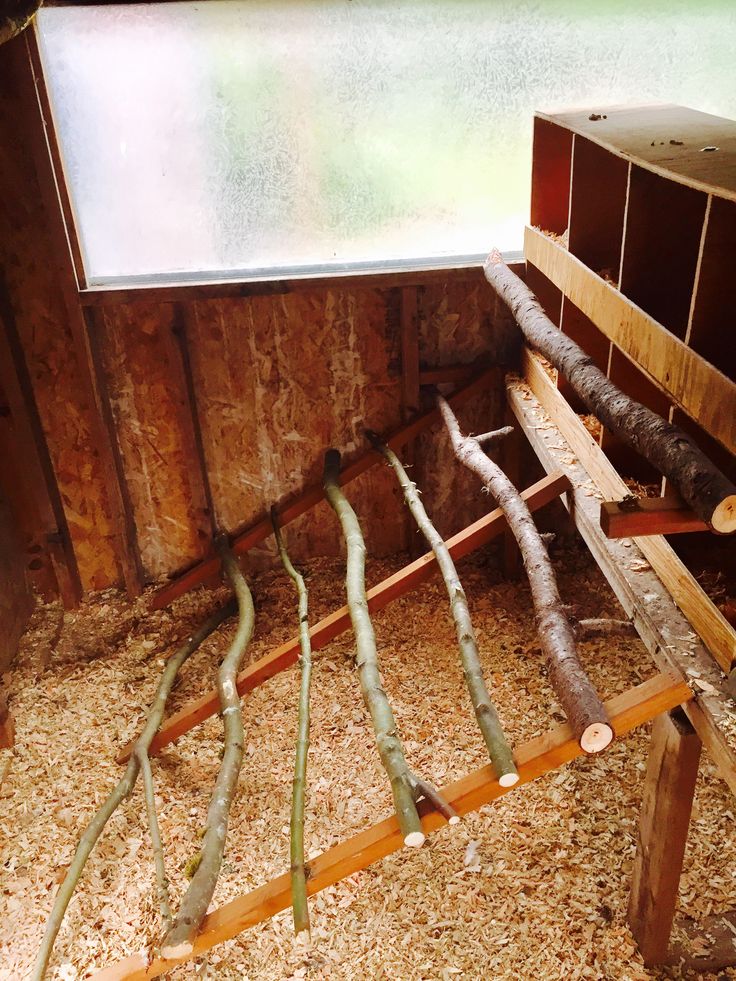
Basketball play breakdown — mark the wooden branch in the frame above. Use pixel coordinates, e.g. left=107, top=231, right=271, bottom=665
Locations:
left=366, top=430, right=518, bottom=786
left=485, top=250, right=736, bottom=533
left=151, top=368, right=498, bottom=610
left=600, top=497, right=708, bottom=538
left=271, top=509, right=312, bottom=936
left=629, top=709, right=701, bottom=965
left=137, top=751, right=172, bottom=932
left=31, top=599, right=236, bottom=981
left=117, top=472, right=569, bottom=764
left=161, top=540, right=254, bottom=958
left=93, top=673, right=691, bottom=981
left=323, top=449, right=425, bottom=847
left=438, top=395, right=613, bottom=754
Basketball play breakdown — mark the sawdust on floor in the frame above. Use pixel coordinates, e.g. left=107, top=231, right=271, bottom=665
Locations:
left=1, top=545, right=735, bottom=981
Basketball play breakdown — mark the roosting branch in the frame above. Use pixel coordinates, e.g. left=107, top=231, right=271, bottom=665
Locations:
left=271, top=508, right=312, bottom=936
left=437, top=396, right=613, bottom=754
left=484, top=250, right=736, bottom=534
left=161, top=537, right=254, bottom=958
left=32, top=598, right=237, bottom=981
left=366, top=430, right=518, bottom=787
left=323, top=449, right=456, bottom=846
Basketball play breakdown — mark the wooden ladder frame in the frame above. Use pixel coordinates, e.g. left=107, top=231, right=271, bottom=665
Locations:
left=88, top=364, right=729, bottom=978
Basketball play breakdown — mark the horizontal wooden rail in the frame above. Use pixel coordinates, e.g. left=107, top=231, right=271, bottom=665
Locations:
left=524, top=225, right=736, bottom=456
left=418, top=363, right=478, bottom=386
left=601, top=497, right=709, bottom=538
left=151, top=368, right=497, bottom=610
left=117, top=470, right=570, bottom=763
left=95, top=672, right=692, bottom=980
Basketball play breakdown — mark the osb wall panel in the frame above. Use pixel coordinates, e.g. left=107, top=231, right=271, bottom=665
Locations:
left=186, top=289, right=408, bottom=565
left=0, top=491, right=34, bottom=671
left=98, top=303, right=211, bottom=578
left=0, top=46, right=119, bottom=591
left=414, top=281, right=509, bottom=540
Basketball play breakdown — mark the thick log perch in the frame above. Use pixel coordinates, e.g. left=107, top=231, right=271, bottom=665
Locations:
left=438, top=396, right=613, bottom=754
left=484, top=250, right=736, bottom=534
left=366, top=430, right=518, bottom=787
left=161, top=537, right=255, bottom=959
left=323, top=449, right=456, bottom=846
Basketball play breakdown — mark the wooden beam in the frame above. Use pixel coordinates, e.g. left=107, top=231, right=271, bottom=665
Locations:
left=151, top=368, right=498, bottom=609
left=629, top=708, right=701, bottom=965
left=520, top=346, right=736, bottom=674
left=524, top=225, right=736, bottom=456
left=95, top=672, right=691, bottom=981
left=601, top=497, right=708, bottom=538
left=118, top=471, right=570, bottom=763
left=0, top=690, right=14, bottom=749
left=507, top=352, right=736, bottom=796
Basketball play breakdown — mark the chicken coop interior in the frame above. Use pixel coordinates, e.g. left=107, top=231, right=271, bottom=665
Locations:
left=2, top=3, right=736, bottom=980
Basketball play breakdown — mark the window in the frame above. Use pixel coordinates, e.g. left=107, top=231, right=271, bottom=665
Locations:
left=37, top=1, right=736, bottom=287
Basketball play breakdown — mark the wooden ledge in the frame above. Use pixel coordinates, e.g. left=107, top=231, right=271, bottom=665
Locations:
left=601, top=497, right=709, bottom=538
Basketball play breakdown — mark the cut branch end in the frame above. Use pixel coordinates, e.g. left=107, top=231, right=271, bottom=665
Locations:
left=712, top=495, right=736, bottom=534
left=404, top=830, right=426, bottom=848
left=579, top=722, right=614, bottom=754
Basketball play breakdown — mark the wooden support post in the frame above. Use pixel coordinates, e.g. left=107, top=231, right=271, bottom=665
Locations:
left=95, top=673, right=691, bottom=981
left=601, top=497, right=708, bottom=538
left=151, top=368, right=498, bottom=609
left=117, top=471, right=570, bottom=763
left=400, top=286, right=422, bottom=557
left=628, top=708, right=701, bottom=966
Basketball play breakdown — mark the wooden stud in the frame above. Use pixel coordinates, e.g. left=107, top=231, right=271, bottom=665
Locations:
left=96, top=673, right=692, bottom=981
left=524, top=225, right=736, bottom=456
left=151, top=368, right=499, bottom=609
left=118, top=471, right=570, bottom=763
left=601, top=497, right=708, bottom=538
left=399, top=286, right=421, bottom=557
left=628, top=708, right=701, bottom=966
left=0, top=690, right=14, bottom=750
left=83, top=308, right=145, bottom=596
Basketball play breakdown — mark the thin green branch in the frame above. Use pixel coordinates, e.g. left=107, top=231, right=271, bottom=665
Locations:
left=271, top=507, right=312, bottom=936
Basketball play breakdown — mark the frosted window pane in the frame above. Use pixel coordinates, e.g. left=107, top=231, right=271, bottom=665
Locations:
left=37, top=1, right=736, bottom=286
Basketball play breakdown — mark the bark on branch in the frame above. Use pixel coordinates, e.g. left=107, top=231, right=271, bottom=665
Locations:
left=271, top=508, right=312, bottom=937
left=484, top=250, right=736, bottom=534
left=437, top=396, right=613, bottom=754
left=323, top=449, right=456, bottom=846
left=32, top=598, right=237, bottom=981
left=161, top=536, right=254, bottom=959
left=366, top=430, right=518, bottom=787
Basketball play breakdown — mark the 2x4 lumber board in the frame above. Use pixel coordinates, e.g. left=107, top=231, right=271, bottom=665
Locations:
left=118, top=472, right=570, bottom=764
left=507, top=356, right=736, bottom=796
left=524, top=224, right=736, bottom=456
left=96, top=672, right=691, bottom=981
left=535, top=105, right=736, bottom=203
left=668, top=909, right=736, bottom=973
left=628, top=708, right=701, bottom=966
left=521, top=346, right=736, bottom=674
left=601, top=497, right=708, bottom=539
left=151, top=368, right=498, bottom=609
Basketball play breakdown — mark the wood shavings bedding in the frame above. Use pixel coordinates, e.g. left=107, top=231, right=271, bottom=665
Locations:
left=1, top=547, right=734, bottom=980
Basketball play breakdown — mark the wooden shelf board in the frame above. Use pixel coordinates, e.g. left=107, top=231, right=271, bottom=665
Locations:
left=535, top=105, right=736, bottom=203
left=507, top=349, right=736, bottom=795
